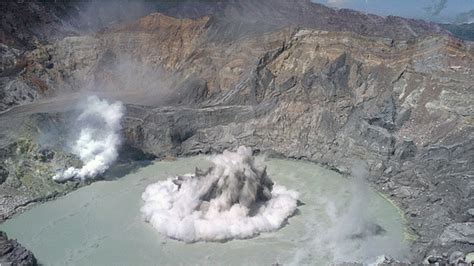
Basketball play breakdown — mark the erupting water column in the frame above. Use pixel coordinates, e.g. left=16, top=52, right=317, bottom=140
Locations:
left=141, top=146, right=299, bottom=242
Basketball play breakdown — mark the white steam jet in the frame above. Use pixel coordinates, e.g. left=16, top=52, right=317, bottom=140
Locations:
left=53, top=96, right=124, bottom=182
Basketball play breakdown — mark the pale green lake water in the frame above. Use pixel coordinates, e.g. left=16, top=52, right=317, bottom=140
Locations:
left=1, top=157, right=408, bottom=265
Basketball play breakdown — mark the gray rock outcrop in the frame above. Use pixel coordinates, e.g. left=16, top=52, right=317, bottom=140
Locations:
left=0, top=231, right=37, bottom=265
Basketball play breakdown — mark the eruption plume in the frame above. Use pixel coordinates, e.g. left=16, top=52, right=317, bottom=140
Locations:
left=141, top=146, right=299, bottom=242
left=53, top=96, right=124, bottom=182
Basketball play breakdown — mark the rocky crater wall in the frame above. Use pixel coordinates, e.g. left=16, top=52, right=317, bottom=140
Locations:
left=0, top=3, right=473, bottom=263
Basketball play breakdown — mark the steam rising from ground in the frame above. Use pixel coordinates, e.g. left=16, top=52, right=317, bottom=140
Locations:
left=53, top=96, right=124, bottom=182
left=141, top=146, right=299, bottom=242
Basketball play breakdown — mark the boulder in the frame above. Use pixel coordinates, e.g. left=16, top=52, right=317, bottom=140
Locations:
left=0, top=231, right=37, bottom=265
left=440, top=222, right=474, bottom=245
left=449, top=251, right=465, bottom=264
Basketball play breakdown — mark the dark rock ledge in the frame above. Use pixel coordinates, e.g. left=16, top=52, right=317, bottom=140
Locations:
left=0, top=231, right=37, bottom=266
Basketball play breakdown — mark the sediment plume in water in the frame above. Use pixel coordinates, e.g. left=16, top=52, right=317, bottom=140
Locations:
left=141, top=146, right=299, bottom=242
left=53, top=96, right=124, bottom=182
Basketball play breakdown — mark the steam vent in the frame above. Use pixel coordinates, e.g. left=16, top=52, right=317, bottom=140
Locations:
left=0, top=0, right=473, bottom=265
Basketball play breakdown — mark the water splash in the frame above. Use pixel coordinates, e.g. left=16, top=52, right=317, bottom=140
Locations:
left=141, top=146, right=299, bottom=242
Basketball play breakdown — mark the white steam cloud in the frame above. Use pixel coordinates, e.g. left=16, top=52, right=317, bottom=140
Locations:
left=53, top=96, right=124, bottom=182
left=141, top=146, right=299, bottom=242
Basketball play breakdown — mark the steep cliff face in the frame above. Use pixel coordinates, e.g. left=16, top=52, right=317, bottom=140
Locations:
left=0, top=0, right=473, bottom=263
left=0, top=0, right=452, bottom=111
left=119, top=24, right=473, bottom=260
left=161, top=0, right=448, bottom=40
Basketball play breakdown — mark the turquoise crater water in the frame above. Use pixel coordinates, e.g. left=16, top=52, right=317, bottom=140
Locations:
left=1, top=157, right=409, bottom=265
